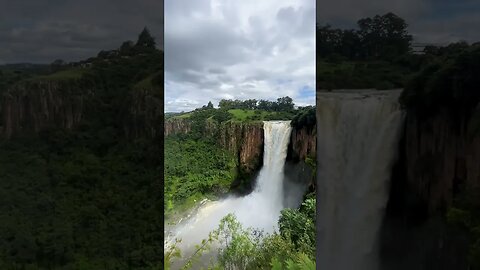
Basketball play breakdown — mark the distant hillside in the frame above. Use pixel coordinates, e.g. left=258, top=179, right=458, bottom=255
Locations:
left=0, top=28, right=163, bottom=269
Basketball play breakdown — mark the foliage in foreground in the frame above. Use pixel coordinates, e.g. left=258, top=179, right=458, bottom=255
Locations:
left=164, top=136, right=238, bottom=218
left=166, top=197, right=316, bottom=270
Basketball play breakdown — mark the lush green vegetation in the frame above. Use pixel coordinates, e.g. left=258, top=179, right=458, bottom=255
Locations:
left=172, top=96, right=299, bottom=122
left=32, top=68, right=87, bottom=81
left=168, top=97, right=312, bottom=143
left=291, top=106, right=316, bottom=130
left=0, top=133, right=162, bottom=269
left=317, top=13, right=429, bottom=90
left=164, top=136, right=238, bottom=219
left=218, top=96, right=295, bottom=112
left=317, top=59, right=418, bottom=90
left=446, top=194, right=480, bottom=269
left=318, top=13, right=412, bottom=61
left=164, top=98, right=314, bottom=218
left=0, top=28, right=162, bottom=268
left=228, top=109, right=295, bottom=122
left=166, top=195, right=316, bottom=270
left=400, top=44, right=480, bottom=116
left=411, top=44, right=480, bottom=267
left=165, top=97, right=316, bottom=269
left=0, top=64, right=51, bottom=92
left=173, top=108, right=295, bottom=122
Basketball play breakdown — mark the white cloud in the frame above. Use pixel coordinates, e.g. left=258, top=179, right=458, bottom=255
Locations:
left=165, top=0, right=315, bottom=112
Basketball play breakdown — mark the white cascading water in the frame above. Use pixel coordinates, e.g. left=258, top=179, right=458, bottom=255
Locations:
left=317, top=90, right=405, bottom=270
left=165, top=121, right=294, bottom=266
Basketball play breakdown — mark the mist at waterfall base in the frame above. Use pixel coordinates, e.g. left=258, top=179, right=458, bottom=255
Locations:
left=166, top=121, right=308, bottom=267
left=316, top=90, right=405, bottom=270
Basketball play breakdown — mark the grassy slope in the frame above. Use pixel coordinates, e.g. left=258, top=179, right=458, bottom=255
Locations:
left=317, top=59, right=415, bottom=90
left=171, top=109, right=293, bottom=122
left=31, top=68, right=86, bottom=81
left=228, top=109, right=263, bottom=121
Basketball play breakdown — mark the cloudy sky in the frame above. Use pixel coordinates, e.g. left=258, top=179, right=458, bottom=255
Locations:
left=164, top=0, right=316, bottom=112
left=0, top=0, right=163, bottom=64
left=317, top=0, right=480, bottom=45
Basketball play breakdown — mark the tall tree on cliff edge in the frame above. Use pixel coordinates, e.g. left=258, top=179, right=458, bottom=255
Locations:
left=357, top=12, right=412, bottom=60
left=136, top=27, right=156, bottom=49
left=317, top=13, right=412, bottom=61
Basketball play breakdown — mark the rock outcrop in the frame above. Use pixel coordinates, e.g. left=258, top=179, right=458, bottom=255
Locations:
left=218, top=121, right=264, bottom=174
left=164, top=118, right=318, bottom=176
left=381, top=107, right=480, bottom=270
left=0, top=79, right=92, bottom=138
left=127, top=87, right=163, bottom=139
left=164, top=119, right=264, bottom=174
left=164, top=117, right=318, bottom=192
left=164, top=118, right=191, bottom=137
left=288, top=125, right=316, bottom=162
left=0, top=77, right=163, bottom=140
left=401, top=108, right=480, bottom=214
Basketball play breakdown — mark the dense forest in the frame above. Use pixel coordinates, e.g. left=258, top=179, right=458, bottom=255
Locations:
left=0, top=28, right=162, bottom=269
left=317, top=12, right=480, bottom=91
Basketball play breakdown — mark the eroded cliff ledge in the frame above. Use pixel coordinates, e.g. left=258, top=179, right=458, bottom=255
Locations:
left=218, top=121, right=264, bottom=174
left=401, top=108, right=480, bottom=214
left=0, top=77, right=163, bottom=140
left=164, top=118, right=317, bottom=191
left=164, top=118, right=264, bottom=175
left=0, top=79, right=92, bottom=138
left=381, top=107, right=480, bottom=270
left=287, top=125, right=316, bottom=190
left=164, top=118, right=191, bottom=137
left=126, top=86, right=163, bottom=139
left=288, top=125, right=317, bottom=162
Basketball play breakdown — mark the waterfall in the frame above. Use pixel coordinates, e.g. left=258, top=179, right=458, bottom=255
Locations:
left=316, top=90, right=404, bottom=270
left=165, top=121, right=293, bottom=264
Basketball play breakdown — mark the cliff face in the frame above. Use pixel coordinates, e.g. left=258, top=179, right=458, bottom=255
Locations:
left=0, top=78, right=163, bottom=140
left=219, top=122, right=264, bottom=174
left=127, top=87, right=163, bottom=139
left=165, top=119, right=264, bottom=174
left=164, top=118, right=191, bottom=137
left=165, top=117, right=317, bottom=193
left=286, top=125, right=316, bottom=190
left=1, top=80, right=92, bottom=138
left=164, top=118, right=317, bottom=176
left=381, top=107, right=480, bottom=270
left=402, top=109, right=480, bottom=213
left=289, top=125, right=317, bottom=162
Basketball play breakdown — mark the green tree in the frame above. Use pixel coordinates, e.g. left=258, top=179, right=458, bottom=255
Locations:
left=357, top=12, right=412, bottom=59
left=136, top=27, right=156, bottom=49
left=276, top=96, right=294, bottom=111
left=120, top=40, right=135, bottom=55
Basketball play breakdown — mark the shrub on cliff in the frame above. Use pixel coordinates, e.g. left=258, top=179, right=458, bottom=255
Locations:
left=212, top=109, right=233, bottom=123
left=400, top=45, right=480, bottom=116
left=291, top=106, right=316, bottom=129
